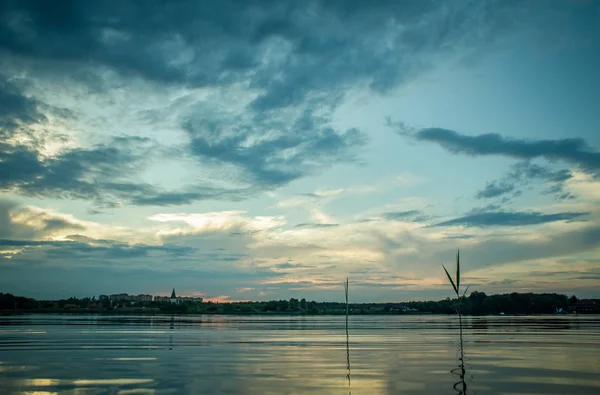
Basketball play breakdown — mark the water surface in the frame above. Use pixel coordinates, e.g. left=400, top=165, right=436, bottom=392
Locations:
left=1, top=314, right=599, bottom=394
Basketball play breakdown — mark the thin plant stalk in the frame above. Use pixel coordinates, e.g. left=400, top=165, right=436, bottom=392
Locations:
left=344, top=277, right=351, bottom=394
left=443, top=250, right=468, bottom=394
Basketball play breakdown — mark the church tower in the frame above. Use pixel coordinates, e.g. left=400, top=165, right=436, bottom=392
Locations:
left=170, top=288, right=177, bottom=304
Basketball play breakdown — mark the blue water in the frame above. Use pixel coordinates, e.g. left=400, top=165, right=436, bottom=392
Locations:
left=1, top=314, right=599, bottom=394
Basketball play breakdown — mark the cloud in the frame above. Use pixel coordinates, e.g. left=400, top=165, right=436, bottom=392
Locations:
left=41, top=238, right=195, bottom=261
left=0, top=0, right=532, bottom=206
left=395, top=124, right=592, bottom=201
left=475, top=162, right=575, bottom=201
left=444, top=234, right=475, bottom=240
left=183, top=107, right=365, bottom=189
left=411, top=128, right=600, bottom=175
left=277, top=189, right=345, bottom=208
left=510, top=162, right=573, bottom=183
left=382, top=210, right=430, bottom=223
left=130, top=188, right=251, bottom=206
left=0, top=236, right=193, bottom=261
left=274, top=262, right=305, bottom=270
left=0, top=137, right=161, bottom=206
left=0, top=77, right=46, bottom=139
left=476, top=181, right=516, bottom=199
left=434, top=210, right=588, bottom=228
left=0, top=208, right=195, bottom=267
left=149, top=211, right=285, bottom=235
left=0, top=200, right=192, bottom=263
left=3, top=197, right=599, bottom=300
left=0, top=0, right=528, bottom=104
left=456, top=225, right=600, bottom=269
left=0, top=199, right=85, bottom=240
left=294, top=223, right=339, bottom=229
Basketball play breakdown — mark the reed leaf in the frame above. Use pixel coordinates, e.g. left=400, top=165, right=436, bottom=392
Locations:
left=456, top=250, right=460, bottom=292
left=442, top=263, right=458, bottom=296
left=461, top=284, right=470, bottom=299
left=344, top=277, right=349, bottom=315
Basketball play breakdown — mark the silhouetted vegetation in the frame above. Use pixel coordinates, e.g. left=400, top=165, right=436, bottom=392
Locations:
left=0, top=291, right=588, bottom=315
left=0, top=293, right=38, bottom=310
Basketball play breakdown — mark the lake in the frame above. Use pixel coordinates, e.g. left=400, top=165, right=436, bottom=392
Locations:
left=0, top=314, right=599, bottom=394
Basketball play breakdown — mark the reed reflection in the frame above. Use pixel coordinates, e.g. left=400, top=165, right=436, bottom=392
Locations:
left=169, top=315, right=174, bottom=350
left=451, top=314, right=468, bottom=394
left=345, top=277, right=351, bottom=395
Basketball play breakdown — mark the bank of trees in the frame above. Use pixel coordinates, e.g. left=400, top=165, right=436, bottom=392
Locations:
left=0, top=292, right=581, bottom=315
left=404, top=292, right=571, bottom=315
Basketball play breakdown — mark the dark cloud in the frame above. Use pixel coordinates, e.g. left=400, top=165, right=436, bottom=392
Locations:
left=434, top=210, right=588, bottom=228
left=0, top=236, right=195, bottom=262
left=274, top=262, right=304, bottom=269
left=130, top=188, right=249, bottom=206
left=519, top=163, right=574, bottom=200
left=0, top=199, right=84, bottom=240
left=0, top=0, right=443, bottom=101
left=184, top=108, right=365, bottom=188
left=0, top=0, right=534, bottom=206
left=510, top=162, right=573, bottom=183
left=476, top=181, right=515, bottom=199
left=0, top=77, right=46, bottom=139
left=0, top=138, right=159, bottom=206
left=412, top=128, right=600, bottom=175
left=43, top=239, right=195, bottom=260
left=0, top=0, right=493, bottom=106
left=393, top=124, right=591, bottom=201
left=0, top=239, right=58, bottom=247
left=3, top=0, right=594, bottom=214
left=445, top=234, right=475, bottom=240
left=487, top=279, right=518, bottom=286
left=382, top=210, right=430, bottom=222
left=448, top=225, right=600, bottom=268
left=480, top=162, right=576, bottom=201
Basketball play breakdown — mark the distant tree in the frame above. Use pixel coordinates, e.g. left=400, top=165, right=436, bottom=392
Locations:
left=469, top=291, right=487, bottom=315
left=289, top=298, right=299, bottom=311
left=569, top=295, right=578, bottom=306
left=278, top=300, right=289, bottom=311
left=300, top=298, right=307, bottom=310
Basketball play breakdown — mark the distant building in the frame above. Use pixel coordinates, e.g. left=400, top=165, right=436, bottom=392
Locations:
left=108, top=293, right=152, bottom=303
left=574, top=299, right=600, bottom=314
left=154, top=296, right=170, bottom=302
left=135, top=294, right=153, bottom=302
left=181, top=296, right=203, bottom=303
left=110, top=293, right=131, bottom=302
left=103, top=290, right=203, bottom=304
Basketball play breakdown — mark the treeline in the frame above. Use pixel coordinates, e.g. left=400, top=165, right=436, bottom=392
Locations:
left=404, top=292, right=575, bottom=315
left=0, top=292, right=585, bottom=315
left=0, top=293, right=38, bottom=310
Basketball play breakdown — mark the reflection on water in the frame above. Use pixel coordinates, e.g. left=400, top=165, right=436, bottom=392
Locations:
left=451, top=313, right=468, bottom=394
left=346, top=314, right=351, bottom=394
left=0, top=315, right=599, bottom=394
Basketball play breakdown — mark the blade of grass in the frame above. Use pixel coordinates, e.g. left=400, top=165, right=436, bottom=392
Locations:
left=461, top=284, right=470, bottom=299
left=442, top=263, right=458, bottom=295
left=456, top=249, right=460, bottom=293
left=344, top=277, right=349, bottom=316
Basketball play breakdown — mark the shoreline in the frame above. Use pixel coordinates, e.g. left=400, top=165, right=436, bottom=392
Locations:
left=1, top=309, right=589, bottom=317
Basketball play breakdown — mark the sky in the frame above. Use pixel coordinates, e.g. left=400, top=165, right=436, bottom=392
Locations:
left=1, top=0, right=599, bottom=302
